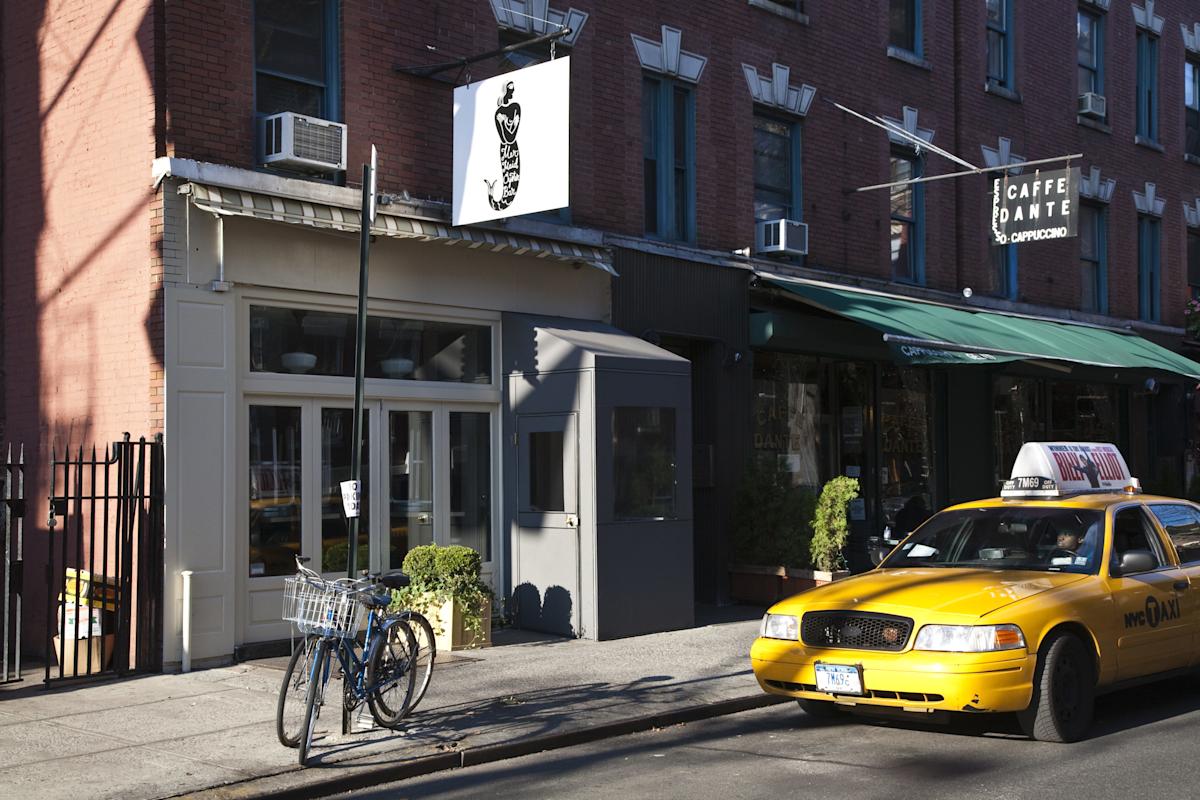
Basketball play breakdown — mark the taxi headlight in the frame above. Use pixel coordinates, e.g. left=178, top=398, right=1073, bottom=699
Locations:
left=914, top=624, right=1026, bottom=652
left=760, top=613, right=798, bottom=641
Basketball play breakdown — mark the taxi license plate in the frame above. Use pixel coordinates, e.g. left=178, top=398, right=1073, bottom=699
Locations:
left=814, top=663, right=864, bottom=696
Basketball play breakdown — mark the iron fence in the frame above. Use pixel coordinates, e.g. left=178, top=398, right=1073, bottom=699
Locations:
left=3, top=445, right=24, bottom=683
left=45, top=434, right=164, bottom=684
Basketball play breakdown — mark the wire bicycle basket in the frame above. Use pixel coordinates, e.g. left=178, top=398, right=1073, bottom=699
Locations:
left=282, top=574, right=367, bottom=638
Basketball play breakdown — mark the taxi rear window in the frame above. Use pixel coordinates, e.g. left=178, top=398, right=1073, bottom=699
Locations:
left=881, top=507, right=1104, bottom=574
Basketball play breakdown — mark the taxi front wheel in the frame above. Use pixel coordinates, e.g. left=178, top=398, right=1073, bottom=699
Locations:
left=1017, top=632, right=1095, bottom=743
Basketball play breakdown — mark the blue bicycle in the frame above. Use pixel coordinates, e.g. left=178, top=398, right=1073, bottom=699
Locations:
left=276, top=557, right=418, bottom=766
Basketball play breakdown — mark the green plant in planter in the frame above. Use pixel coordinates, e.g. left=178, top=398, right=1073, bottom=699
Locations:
left=1186, top=298, right=1200, bottom=340
left=390, top=544, right=493, bottom=647
left=809, top=476, right=860, bottom=572
left=731, top=458, right=816, bottom=569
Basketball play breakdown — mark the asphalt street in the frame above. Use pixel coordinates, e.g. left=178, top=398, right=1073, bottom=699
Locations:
left=326, top=676, right=1200, bottom=800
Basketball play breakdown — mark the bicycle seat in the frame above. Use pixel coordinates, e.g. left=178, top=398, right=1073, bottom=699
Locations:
left=377, top=570, right=410, bottom=590
left=359, top=592, right=393, bottom=610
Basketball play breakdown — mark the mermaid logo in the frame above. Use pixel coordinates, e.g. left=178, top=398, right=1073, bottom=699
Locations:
left=485, top=81, right=521, bottom=211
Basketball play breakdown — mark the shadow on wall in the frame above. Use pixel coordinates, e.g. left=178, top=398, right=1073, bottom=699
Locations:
left=512, top=582, right=574, bottom=638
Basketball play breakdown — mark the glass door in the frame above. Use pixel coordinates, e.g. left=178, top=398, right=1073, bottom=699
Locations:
left=386, top=409, right=434, bottom=570
left=319, top=406, right=370, bottom=575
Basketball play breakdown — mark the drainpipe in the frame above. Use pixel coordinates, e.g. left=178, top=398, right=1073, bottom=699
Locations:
left=180, top=570, right=193, bottom=672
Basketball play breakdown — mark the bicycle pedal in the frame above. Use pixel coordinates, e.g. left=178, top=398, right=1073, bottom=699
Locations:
left=352, top=707, right=376, bottom=733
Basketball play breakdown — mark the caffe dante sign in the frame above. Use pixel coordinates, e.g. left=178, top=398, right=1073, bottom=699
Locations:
left=452, top=57, right=570, bottom=226
left=989, top=166, right=1079, bottom=245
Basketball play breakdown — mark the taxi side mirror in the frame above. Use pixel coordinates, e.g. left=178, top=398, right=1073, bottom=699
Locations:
left=1111, top=549, right=1155, bottom=577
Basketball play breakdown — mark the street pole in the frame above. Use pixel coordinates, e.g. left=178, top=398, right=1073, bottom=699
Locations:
left=346, top=146, right=377, bottom=581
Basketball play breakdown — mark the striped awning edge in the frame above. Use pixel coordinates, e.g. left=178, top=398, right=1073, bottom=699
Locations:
left=182, top=183, right=615, bottom=275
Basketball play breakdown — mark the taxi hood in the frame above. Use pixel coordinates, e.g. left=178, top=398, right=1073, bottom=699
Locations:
left=769, top=568, right=1089, bottom=620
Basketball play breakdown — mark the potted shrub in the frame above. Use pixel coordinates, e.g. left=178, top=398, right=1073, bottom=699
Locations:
left=729, top=459, right=819, bottom=604
left=1186, top=298, right=1200, bottom=341
left=390, top=543, right=493, bottom=651
left=809, top=475, right=860, bottom=579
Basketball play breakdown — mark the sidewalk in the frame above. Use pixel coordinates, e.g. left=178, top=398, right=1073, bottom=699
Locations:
left=0, top=606, right=783, bottom=800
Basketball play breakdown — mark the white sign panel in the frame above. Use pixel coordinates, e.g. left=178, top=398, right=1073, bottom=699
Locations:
left=453, top=57, right=570, bottom=226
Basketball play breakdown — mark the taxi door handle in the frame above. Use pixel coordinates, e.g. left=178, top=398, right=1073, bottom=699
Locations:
left=1174, top=580, right=1190, bottom=591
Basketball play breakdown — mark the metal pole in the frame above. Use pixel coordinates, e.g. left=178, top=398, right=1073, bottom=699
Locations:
left=347, top=148, right=377, bottom=580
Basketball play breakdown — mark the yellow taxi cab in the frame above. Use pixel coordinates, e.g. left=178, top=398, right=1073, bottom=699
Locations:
left=751, top=441, right=1200, bottom=742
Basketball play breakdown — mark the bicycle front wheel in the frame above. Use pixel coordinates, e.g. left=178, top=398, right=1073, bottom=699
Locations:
left=402, top=612, right=436, bottom=713
left=299, top=639, right=330, bottom=767
left=365, top=620, right=417, bottom=728
left=276, top=635, right=319, bottom=748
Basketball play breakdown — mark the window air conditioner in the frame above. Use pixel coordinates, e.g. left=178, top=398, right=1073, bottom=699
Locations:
left=260, top=111, right=347, bottom=173
left=1077, top=92, right=1107, bottom=120
left=754, top=218, right=809, bottom=257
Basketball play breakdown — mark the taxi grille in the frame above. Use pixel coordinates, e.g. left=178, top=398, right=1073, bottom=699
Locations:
left=800, top=611, right=913, bottom=651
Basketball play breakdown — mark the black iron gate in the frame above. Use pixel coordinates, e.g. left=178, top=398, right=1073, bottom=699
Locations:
left=45, top=434, right=164, bottom=684
left=3, top=445, right=24, bottom=683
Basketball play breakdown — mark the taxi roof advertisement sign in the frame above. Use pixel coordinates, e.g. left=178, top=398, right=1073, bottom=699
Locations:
left=989, top=166, right=1079, bottom=245
left=1009, top=442, right=1131, bottom=495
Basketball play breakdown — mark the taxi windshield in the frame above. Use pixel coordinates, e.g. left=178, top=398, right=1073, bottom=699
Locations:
left=879, top=506, right=1104, bottom=574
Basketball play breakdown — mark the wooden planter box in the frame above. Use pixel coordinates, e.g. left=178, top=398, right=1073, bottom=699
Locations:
left=416, top=593, right=493, bottom=652
left=729, top=564, right=849, bottom=605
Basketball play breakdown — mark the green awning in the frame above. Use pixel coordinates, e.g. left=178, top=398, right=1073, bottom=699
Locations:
left=761, top=276, right=1200, bottom=379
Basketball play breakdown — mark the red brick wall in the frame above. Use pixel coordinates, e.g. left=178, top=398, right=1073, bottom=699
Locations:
left=2, top=0, right=161, bottom=647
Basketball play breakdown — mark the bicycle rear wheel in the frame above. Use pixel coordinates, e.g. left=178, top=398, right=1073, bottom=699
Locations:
left=299, top=639, right=330, bottom=767
left=276, top=635, right=319, bottom=747
left=365, top=620, right=417, bottom=728
left=402, top=612, right=436, bottom=713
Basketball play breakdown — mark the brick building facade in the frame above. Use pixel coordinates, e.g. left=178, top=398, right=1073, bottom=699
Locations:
left=4, top=1, right=1200, bottom=663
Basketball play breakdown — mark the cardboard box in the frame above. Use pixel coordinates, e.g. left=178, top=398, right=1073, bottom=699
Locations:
left=58, top=602, right=106, bottom=639
left=53, top=634, right=115, bottom=675
left=60, top=568, right=118, bottom=612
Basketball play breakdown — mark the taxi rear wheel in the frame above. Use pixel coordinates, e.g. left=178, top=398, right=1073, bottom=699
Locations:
left=1017, top=632, right=1095, bottom=743
left=797, top=698, right=842, bottom=719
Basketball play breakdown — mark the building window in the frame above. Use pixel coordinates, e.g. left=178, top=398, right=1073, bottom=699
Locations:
left=1077, top=9, right=1103, bottom=100
left=1138, top=215, right=1161, bottom=322
left=249, top=405, right=303, bottom=578
left=1079, top=204, right=1107, bottom=313
left=989, top=244, right=1018, bottom=300
left=1186, top=60, right=1200, bottom=158
left=986, top=0, right=1013, bottom=88
left=254, top=0, right=340, bottom=119
left=889, top=0, right=920, bottom=55
left=889, top=152, right=923, bottom=284
left=1188, top=229, right=1200, bottom=299
left=249, top=306, right=493, bottom=384
left=643, top=76, right=695, bottom=242
left=1136, top=30, right=1159, bottom=142
left=753, top=115, right=800, bottom=222
left=320, top=408, right=369, bottom=573
left=613, top=407, right=677, bottom=520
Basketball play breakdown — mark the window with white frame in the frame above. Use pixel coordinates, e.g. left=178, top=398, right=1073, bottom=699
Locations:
left=1138, top=215, right=1161, bottom=322
left=1186, top=60, right=1200, bottom=157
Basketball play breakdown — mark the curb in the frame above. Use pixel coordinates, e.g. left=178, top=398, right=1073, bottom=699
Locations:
left=173, top=694, right=789, bottom=800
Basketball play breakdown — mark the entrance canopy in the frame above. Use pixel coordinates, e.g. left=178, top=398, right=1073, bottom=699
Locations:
left=760, top=275, right=1200, bottom=379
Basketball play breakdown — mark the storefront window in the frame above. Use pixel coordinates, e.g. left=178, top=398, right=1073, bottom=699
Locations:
left=320, top=408, right=369, bottom=573
left=992, top=377, right=1120, bottom=487
left=249, top=306, right=491, bottom=384
left=752, top=352, right=823, bottom=492
left=880, top=366, right=933, bottom=538
left=249, top=406, right=302, bottom=577
left=613, top=407, right=677, bottom=519
left=450, top=412, right=492, bottom=559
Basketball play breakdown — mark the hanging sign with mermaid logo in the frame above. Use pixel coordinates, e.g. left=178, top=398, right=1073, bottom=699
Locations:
left=452, top=57, right=570, bottom=226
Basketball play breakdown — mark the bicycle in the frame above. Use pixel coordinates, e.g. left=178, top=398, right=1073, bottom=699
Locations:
left=276, top=557, right=419, bottom=766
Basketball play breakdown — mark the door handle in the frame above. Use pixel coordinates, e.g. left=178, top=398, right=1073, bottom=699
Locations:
left=1174, top=580, right=1189, bottom=591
